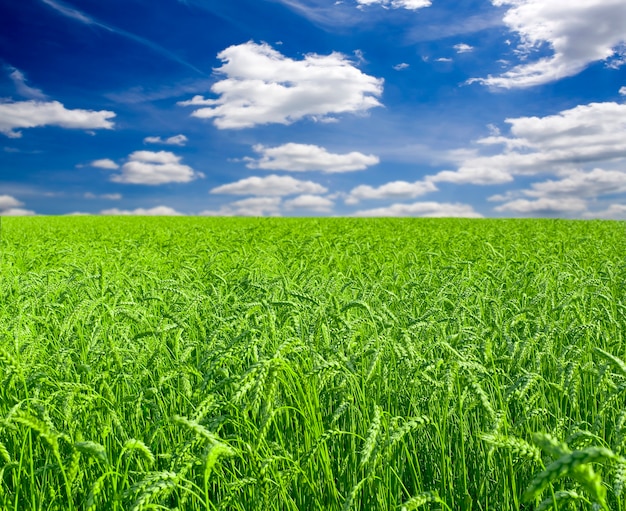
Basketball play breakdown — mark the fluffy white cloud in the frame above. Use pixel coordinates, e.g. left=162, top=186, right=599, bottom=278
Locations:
left=111, top=151, right=202, bottom=185
left=0, top=100, right=115, bottom=138
left=474, top=0, right=626, bottom=88
left=284, top=194, right=334, bottom=212
left=200, top=197, right=282, bottom=217
left=354, top=201, right=482, bottom=217
left=143, top=134, right=188, bottom=146
left=100, top=206, right=184, bottom=216
left=454, top=43, right=474, bottom=53
left=494, top=197, right=587, bottom=215
left=246, top=143, right=379, bottom=173
left=0, top=195, right=35, bottom=216
left=0, top=195, right=23, bottom=210
left=431, top=101, right=626, bottom=184
left=346, top=180, right=437, bottom=204
left=356, top=0, right=431, bottom=10
left=90, top=158, right=120, bottom=169
left=620, top=86, right=626, bottom=96
left=210, top=175, right=327, bottom=196
left=178, top=41, right=383, bottom=128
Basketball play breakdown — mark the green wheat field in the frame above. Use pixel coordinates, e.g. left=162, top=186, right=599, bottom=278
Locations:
left=1, top=216, right=625, bottom=511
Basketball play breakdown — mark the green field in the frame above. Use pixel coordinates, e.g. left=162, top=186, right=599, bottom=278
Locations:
left=1, top=217, right=625, bottom=510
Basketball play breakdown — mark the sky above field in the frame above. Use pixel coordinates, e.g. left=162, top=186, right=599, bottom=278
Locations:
left=1, top=0, right=626, bottom=218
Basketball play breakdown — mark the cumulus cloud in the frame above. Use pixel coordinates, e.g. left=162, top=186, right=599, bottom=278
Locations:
left=246, top=143, right=379, bottom=173
left=430, top=101, right=626, bottom=185
left=284, top=194, right=334, bottom=212
left=0, top=195, right=35, bottom=216
left=494, top=197, right=587, bottom=215
left=454, top=43, right=474, bottom=53
left=356, top=0, right=431, bottom=10
left=90, top=158, right=120, bottom=169
left=143, top=134, right=188, bottom=146
left=178, top=41, right=383, bottom=128
left=7, top=67, right=47, bottom=99
left=474, top=0, right=626, bottom=88
left=620, top=86, right=626, bottom=96
left=200, top=197, right=282, bottom=216
left=346, top=180, right=437, bottom=204
left=111, top=151, right=202, bottom=185
left=100, top=206, right=184, bottom=215
left=0, top=100, right=115, bottom=138
left=354, top=201, right=482, bottom=217
left=210, top=174, right=327, bottom=196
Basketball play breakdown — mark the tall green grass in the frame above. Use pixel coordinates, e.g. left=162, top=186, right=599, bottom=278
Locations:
left=0, top=217, right=625, bottom=510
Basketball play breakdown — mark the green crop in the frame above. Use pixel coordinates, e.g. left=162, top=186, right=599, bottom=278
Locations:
left=0, top=216, right=625, bottom=510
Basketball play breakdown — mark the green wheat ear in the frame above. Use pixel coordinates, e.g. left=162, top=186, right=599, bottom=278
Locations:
left=594, top=347, right=626, bottom=377
left=400, top=490, right=443, bottom=510
left=523, top=445, right=617, bottom=508
left=74, top=441, right=108, bottom=464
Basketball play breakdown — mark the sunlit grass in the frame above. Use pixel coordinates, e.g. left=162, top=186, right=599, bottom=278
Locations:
left=0, top=216, right=625, bottom=510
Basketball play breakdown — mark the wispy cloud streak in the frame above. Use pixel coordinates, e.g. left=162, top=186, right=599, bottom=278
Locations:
left=40, top=0, right=205, bottom=75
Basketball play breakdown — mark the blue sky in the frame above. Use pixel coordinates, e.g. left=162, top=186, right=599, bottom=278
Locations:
left=1, top=0, right=625, bottom=217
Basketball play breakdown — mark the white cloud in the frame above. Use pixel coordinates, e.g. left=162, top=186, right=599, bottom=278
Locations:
left=430, top=101, right=626, bottom=184
left=620, top=86, right=626, bottom=96
left=356, top=0, right=431, bottom=10
left=454, top=43, right=474, bottom=53
left=210, top=174, right=327, bottom=196
left=0, top=208, right=36, bottom=216
left=178, top=41, right=383, bottom=128
left=0, top=195, right=23, bottom=210
left=100, top=206, right=184, bottom=216
left=246, top=143, right=379, bottom=173
left=393, top=63, right=410, bottom=70
left=354, top=201, right=482, bottom=217
left=0, top=100, right=115, bottom=138
left=494, top=197, right=587, bottom=215
left=284, top=194, right=334, bottom=212
left=90, top=158, right=120, bottom=170
left=474, top=0, right=626, bottom=88
left=436, top=57, right=453, bottom=62
left=200, top=197, right=282, bottom=216
left=84, top=192, right=122, bottom=200
left=346, top=180, right=437, bottom=204
left=111, top=151, right=202, bottom=185
left=0, top=195, right=35, bottom=216
left=7, top=67, right=47, bottom=100
left=143, top=134, right=188, bottom=146
left=524, top=169, right=626, bottom=198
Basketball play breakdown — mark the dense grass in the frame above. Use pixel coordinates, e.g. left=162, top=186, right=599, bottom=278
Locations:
left=1, top=217, right=625, bottom=510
